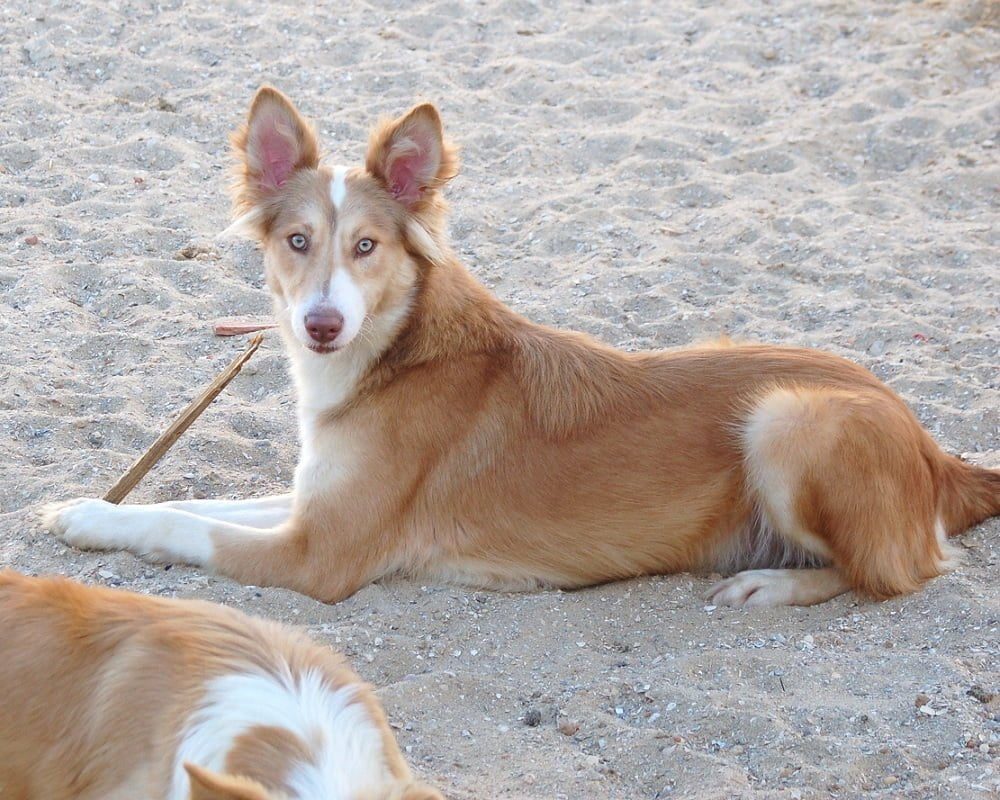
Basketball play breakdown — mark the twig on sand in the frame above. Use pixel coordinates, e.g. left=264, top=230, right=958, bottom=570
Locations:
left=102, top=333, right=264, bottom=504
left=212, top=317, right=276, bottom=336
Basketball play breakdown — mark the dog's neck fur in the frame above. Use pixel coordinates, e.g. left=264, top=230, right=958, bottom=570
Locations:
left=379, top=255, right=521, bottom=371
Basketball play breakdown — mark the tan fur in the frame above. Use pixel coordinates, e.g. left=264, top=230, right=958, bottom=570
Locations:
left=45, top=87, right=1000, bottom=608
left=0, top=571, right=440, bottom=800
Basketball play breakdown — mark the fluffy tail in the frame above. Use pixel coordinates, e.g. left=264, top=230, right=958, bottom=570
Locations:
left=938, top=454, right=1000, bottom=536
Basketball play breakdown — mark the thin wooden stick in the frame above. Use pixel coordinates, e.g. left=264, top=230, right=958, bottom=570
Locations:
left=103, top=333, right=265, bottom=504
left=213, top=317, right=276, bottom=336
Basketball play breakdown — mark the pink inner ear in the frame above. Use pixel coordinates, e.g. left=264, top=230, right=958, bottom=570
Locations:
left=385, top=135, right=439, bottom=207
left=389, top=157, right=423, bottom=204
left=253, top=111, right=299, bottom=192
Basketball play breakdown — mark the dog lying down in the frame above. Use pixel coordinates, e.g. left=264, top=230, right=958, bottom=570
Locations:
left=44, top=87, right=1000, bottom=608
left=0, top=570, right=442, bottom=800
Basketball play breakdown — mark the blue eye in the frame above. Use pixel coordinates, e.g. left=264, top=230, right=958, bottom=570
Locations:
left=356, top=238, right=375, bottom=256
left=288, top=233, right=309, bottom=252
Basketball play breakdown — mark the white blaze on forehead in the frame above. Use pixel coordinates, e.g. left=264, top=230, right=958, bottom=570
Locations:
left=330, top=165, right=349, bottom=210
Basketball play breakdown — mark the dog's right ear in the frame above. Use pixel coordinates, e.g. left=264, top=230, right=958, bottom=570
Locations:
left=230, top=86, right=320, bottom=222
left=184, top=762, right=271, bottom=800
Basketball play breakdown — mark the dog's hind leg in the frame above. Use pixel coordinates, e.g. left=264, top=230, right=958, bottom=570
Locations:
left=709, top=386, right=951, bottom=607
left=708, top=566, right=848, bottom=607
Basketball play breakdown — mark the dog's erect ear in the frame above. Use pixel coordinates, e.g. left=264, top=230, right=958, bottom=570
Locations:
left=365, top=103, right=459, bottom=210
left=362, top=780, right=446, bottom=800
left=399, top=783, right=447, bottom=800
left=231, top=86, right=320, bottom=216
left=184, top=762, right=271, bottom=800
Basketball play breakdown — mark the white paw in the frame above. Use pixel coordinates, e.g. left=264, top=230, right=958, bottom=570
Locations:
left=707, top=569, right=795, bottom=608
left=40, top=498, right=126, bottom=551
left=42, top=498, right=216, bottom=566
left=707, top=567, right=848, bottom=608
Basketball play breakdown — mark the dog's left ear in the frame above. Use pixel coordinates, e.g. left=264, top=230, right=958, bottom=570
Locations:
left=369, top=780, right=446, bottom=800
left=399, top=783, right=446, bottom=800
left=184, top=762, right=270, bottom=800
left=365, top=103, right=459, bottom=210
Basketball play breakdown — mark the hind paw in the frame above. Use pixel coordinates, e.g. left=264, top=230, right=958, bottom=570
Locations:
left=707, top=568, right=848, bottom=608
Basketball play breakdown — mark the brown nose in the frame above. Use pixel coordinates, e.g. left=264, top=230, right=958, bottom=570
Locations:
left=304, top=310, right=344, bottom=344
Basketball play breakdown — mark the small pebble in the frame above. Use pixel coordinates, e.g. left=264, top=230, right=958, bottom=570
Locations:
left=558, top=720, right=580, bottom=736
left=524, top=709, right=542, bottom=727
left=967, top=685, right=996, bottom=705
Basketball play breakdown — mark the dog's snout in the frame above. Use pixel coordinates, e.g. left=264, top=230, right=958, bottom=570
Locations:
left=304, top=310, right=345, bottom=344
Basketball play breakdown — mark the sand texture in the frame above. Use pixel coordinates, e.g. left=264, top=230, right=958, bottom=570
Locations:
left=1, top=0, right=999, bottom=797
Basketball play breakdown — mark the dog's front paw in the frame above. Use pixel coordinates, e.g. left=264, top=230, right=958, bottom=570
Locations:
left=40, top=498, right=123, bottom=551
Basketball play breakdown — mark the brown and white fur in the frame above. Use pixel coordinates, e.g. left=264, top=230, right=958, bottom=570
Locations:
left=43, top=87, right=1000, bottom=608
left=0, top=570, right=442, bottom=800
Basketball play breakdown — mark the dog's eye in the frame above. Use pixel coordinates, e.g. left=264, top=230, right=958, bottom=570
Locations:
left=288, top=233, right=309, bottom=252
left=356, top=238, right=375, bottom=256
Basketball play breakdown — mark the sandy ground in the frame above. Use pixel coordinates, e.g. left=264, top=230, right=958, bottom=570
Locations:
left=2, top=0, right=999, bottom=797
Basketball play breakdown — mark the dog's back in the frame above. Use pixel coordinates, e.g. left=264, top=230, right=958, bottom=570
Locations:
left=0, top=570, right=173, bottom=798
left=0, top=571, right=441, bottom=800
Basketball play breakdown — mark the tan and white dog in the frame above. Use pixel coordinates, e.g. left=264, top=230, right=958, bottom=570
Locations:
left=0, top=570, right=442, bottom=800
left=44, top=87, right=1000, bottom=608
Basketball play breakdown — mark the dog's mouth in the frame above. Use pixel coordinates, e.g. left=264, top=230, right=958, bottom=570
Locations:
left=306, top=343, right=340, bottom=355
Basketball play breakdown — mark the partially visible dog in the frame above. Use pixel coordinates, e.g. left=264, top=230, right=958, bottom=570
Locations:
left=43, top=87, right=1000, bottom=608
left=0, top=570, right=442, bottom=800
